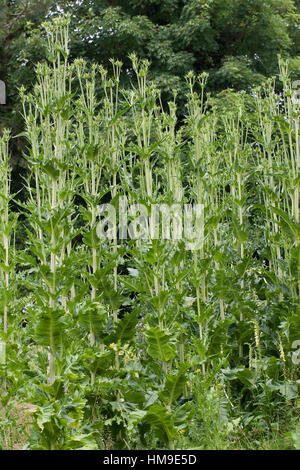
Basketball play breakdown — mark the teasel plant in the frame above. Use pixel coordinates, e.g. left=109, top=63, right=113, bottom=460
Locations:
left=100, top=59, right=125, bottom=328
left=129, top=54, right=156, bottom=200
left=117, top=61, right=185, bottom=387
left=276, top=58, right=300, bottom=298
left=278, top=58, right=300, bottom=226
left=253, top=78, right=285, bottom=285
left=254, top=62, right=299, bottom=299
left=20, top=15, right=78, bottom=384
left=98, top=59, right=129, bottom=373
left=123, top=76, right=191, bottom=439
left=125, top=58, right=165, bottom=322
left=185, top=71, right=215, bottom=374
left=222, top=95, right=253, bottom=356
left=73, top=59, right=108, bottom=351
left=156, top=95, right=187, bottom=362
left=0, top=129, right=18, bottom=393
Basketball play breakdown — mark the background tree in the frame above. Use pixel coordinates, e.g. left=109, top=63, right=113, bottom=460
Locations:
left=1, top=0, right=300, bottom=129
left=0, top=1, right=54, bottom=142
left=55, top=0, right=300, bottom=93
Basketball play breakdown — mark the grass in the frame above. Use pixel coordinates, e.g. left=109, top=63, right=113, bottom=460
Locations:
left=0, top=401, right=34, bottom=450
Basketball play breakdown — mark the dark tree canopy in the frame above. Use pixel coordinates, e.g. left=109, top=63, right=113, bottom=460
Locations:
left=57, top=0, right=300, bottom=86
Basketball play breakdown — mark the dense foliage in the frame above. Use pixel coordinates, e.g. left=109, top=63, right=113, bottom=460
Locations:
left=0, top=15, right=299, bottom=450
